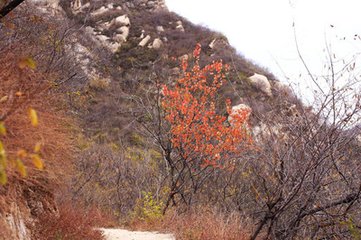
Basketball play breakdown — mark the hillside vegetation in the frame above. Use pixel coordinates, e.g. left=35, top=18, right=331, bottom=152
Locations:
left=1, top=1, right=361, bottom=240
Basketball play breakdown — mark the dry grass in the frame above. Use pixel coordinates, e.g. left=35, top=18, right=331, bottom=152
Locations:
left=0, top=50, right=75, bottom=182
left=0, top=7, right=110, bottom=240
left=0, top=220, right=13, bottom=240
left=130, top=207, right=250, bottom=240
left=35, top=201, right=108, bottom=240
left=0, top=48, right=77, bottom=238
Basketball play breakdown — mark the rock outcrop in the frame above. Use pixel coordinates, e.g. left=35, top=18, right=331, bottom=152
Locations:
left=139, top=35, right=151, bottom=47
left=175, top=20, right=185, bottom=32
left=228, top=103, right=252, bottom=124
left=249, top=73, right=273, bottom=97
left=152, top=38, right=163, bottom=49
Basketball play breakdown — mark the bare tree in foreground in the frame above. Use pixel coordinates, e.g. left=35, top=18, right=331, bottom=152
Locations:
left=247, top=35, right=361, bottom=239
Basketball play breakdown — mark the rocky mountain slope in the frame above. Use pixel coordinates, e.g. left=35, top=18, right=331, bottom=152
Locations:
left=56, top=0, right=299, bottom=134
left=2, top=0, right=361, bottom=239
left=0, top=0, right=306, bottom=239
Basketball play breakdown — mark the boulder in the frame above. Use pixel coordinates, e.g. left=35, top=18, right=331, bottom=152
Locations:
left=156, top=26, right=165, bottom=33
left=91, top=6, right=108, bottom=17
left=176, top=25, right=185, bottom=32
left=80, top=2, right=90, bottom=11
left=112, top=15, right=130, bottom=27
left=71, top=0, right=82, bottom=13
left=253, top=122, right=286, bottom=142
left=114, top=26, right=129, bottom=43
left=95, top=34, right=110, bottom=43
left=175, top=21, right=185, bottom=32
left=98, top=21, right=112, bottom=31
left=228, top=103, right=252, bottom=124
left=231, top=103, right=252, bottom=115
left=84, top=26, right=96, bottom=35
left=108, top=42, right=121, bottom=53
left=209, top=38, right=217, bottom=49
left=152, top=38, right=163, bottom=49
left=139, top=35, right=151, bottom=47
left=249, top=73, right=272, bottom=97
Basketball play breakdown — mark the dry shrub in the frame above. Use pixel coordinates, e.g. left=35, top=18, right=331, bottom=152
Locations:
left=0, top=219, right=13, bottom=240
left=35, top=201, right=107, bottom=240
left=130, top=207, right=250, bottom=240
left=71, top=144, right=163, bottom=219
left=0, top=49, right=78, bottom=238
left=0, top=50, right=74, bottom=182
left=89, top=77, right=111, bottom=90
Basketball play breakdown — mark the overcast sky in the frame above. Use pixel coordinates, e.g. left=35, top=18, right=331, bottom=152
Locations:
left=165, top=0, right=361, bottom=100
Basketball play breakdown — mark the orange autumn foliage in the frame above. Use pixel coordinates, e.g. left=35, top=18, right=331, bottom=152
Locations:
left=162, top=44, right=252, bottom=169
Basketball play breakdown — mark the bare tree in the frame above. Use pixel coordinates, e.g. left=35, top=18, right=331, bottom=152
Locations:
left=246, top=36, right=361, bottom=239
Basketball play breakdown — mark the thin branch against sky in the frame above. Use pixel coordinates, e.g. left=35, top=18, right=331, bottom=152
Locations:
left=165, top=0, right=361, bottom=101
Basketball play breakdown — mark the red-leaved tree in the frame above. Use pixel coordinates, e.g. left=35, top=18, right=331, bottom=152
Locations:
left=162, top=44, right=251, bottom=169
left=152, top=44, right=252, bottom=212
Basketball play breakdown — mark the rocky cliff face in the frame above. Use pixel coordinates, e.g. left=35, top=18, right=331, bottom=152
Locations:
left=0, top=178, right=57, bottom=240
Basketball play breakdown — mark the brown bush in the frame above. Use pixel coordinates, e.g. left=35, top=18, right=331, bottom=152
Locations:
left=0, top=220, right=13, bottom=240
left=0, top=9, right=78, bottom=238
left=71, top=143, right=164, bottom=219
left=130, top=207, right=250, bottom=240
left=35, top=201, right=107, bottom=240
left=0, top=50, right=74, bottom=182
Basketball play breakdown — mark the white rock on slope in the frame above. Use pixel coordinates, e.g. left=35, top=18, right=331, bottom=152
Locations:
left=228, top=103, right=252, bottom=124
left=175, top=21, right=185, bottom=32
left=249, top=73, right=272, bottom=97
left=91, top=6, right=108, bottom=17
left=253, top=122, right=286, bottom=142
left=114, top=26, right=130, bottom=43
left=156, top=25, right=165, bottom=33
left=98, top=21, right=113, bottom=31
left=95, top=34, right=110, bottom=42
left=112, top=15, right=131, bottom=27
left=209, top=38, right=217, bottom=49
left=108, top=43, right=121, bottom=53
left=152, top=38, right=163, bottom=49
left=139, top=35, right=151, bottom=47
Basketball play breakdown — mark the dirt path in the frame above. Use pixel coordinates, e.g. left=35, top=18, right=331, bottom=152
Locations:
left=99, top=228, right=175, bottom=240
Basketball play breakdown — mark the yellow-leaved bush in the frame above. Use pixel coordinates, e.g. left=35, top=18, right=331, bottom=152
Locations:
left=0, top=108, right=44, bottom=185
left=132, top=191, right=164, bottom=222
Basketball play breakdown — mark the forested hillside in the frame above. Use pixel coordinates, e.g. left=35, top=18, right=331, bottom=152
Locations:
left=1, top=1, right=361, bottom=239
